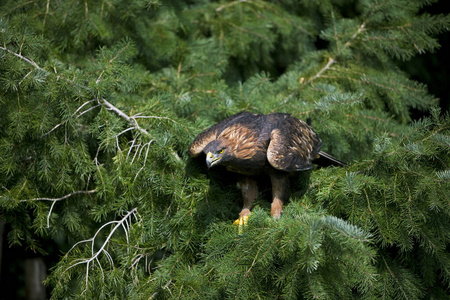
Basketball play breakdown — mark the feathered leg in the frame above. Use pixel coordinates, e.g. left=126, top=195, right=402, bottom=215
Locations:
left=233, top=176, right=258, bottom=228
left=270, top=173, right=290, bottom=218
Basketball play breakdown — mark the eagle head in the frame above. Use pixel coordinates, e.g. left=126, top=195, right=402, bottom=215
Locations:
left=204, top=140, right=231, bottom=169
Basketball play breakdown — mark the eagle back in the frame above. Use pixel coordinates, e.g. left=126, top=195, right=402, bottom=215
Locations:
left=266, top=114, right=322, bottom=172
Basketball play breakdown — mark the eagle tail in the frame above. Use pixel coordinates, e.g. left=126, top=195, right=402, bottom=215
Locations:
left=314, top=151, right=347, bottom=167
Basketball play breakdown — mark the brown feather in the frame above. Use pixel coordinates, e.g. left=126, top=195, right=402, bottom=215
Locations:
left=188, top=126, right=218, bottom=157
left=267, top=116, right=322, bottom=171
left=188, top=112, right=259, bottom=157
left=218, top=124, right=260, bottom=160
left=188, top=112, right=343, bottom=221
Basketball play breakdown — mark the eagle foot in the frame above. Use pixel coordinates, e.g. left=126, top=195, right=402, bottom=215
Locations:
left=232, top=214, right=251, bottom=234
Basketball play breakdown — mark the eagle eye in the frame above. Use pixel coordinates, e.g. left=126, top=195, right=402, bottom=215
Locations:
left=218, top=149, right=224, bottom=154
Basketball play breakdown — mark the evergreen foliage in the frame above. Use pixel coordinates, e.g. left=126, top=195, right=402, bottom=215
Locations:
left=0, top=0, right=449, bottom=298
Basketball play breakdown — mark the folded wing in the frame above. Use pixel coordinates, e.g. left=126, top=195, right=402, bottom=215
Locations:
left=267, top=116, right=322, bottom=172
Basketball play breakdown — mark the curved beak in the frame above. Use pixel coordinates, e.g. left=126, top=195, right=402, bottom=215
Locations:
left=206, top=152, right=221, bottom=169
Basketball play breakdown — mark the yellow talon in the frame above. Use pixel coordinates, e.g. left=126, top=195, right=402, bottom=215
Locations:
left=233, top=214, right=251, bottom=234
left=232, top=215, right=250, bottom=226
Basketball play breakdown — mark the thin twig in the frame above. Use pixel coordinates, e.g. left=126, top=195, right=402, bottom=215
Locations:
left=308, top=22, right=366, bottom=83
left=101, top=98, right=151, bottom=137
left=0, top=46, right=45, bottom=71
left=43, top=0, right=50, bottom=27
left=308, top=57, right=336, bottom=83
left=96, top=42, right=130, bottom=84
left=61, top=208, right=138, bottom=293
left=134, top=141, right=153, bottom=180
left=216, top=0, right=248, bottom=12
left=19, top=189, right=97, bottom=202
left=20, top=189, right=97, bottom=228
left=42, top=100, right=98, bottom=137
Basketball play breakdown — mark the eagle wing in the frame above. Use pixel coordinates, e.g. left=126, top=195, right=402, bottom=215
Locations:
left=267, top=115, right=322, bottom=172
left=188, top=112, right=258, bottom=157
left=188, top=122, right=220, bottom=157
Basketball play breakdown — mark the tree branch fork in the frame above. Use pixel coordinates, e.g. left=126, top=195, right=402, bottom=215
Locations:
left=60, top=208, right=139, bottom=294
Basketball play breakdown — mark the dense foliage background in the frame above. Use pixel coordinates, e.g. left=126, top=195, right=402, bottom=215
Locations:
left=1, top=0, right=449, bottom=299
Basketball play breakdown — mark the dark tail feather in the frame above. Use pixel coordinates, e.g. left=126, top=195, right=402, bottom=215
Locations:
left=314, top=151, right=347, bottom=167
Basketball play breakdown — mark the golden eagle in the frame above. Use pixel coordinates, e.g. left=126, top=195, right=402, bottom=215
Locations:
left=188, top=112, right=345, bottom=224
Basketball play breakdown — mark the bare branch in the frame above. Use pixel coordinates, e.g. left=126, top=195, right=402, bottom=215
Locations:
left=134, top=141, right=153, bottom=180
left=0, top=46, right=46, bottom=72
left=127, top=139, right=138, bottom=160
left=77, top=104, right=100, bottom=118
left=61, top=208, right=138, bottom=293
left=20, top=189, right=97, bottom=203
left=114, top=127, right=135, bottom=138
left=42, top=100, right=99, bottom=137
left=18, top=70, right=34, bottom=86
left=42, top=123, right=63, bottom=137
left=101, top=98, right=152, bottom=137
left=20, top=189, right=97, bottom=228
left=73, top=99, right=96, bottom=115
left=43, top=0, right=50, bottom=27
left=308, top=57, right=336, bottom=83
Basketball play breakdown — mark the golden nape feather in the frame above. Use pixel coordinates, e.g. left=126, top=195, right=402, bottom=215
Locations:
left=188, top=112, right=346, bottom=226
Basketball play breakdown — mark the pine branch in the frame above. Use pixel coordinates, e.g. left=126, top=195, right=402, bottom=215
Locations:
left=43, top=99, right=98, bottom=137
left=95, top=43, right=131, bottom=84
left=132, top=113, right=189, bottom=131
left=0, top=45, right=44, bottom=72
left=43, top=0, right=50, bottom=27
left=60, top=208, right=138, bottom=294
left=19, top=189, right=97, bottom=228
left=308, top=22, right=366, bottom=83
left=101, top=98, right=151, bottom=137
left=308, top=57, right=336, bottom=83
left=2, top=2, right=449, bottom=298
left=0, top=46, right=181, bottom=162
left=381, top=255, right=409, bottom=299
left=216, top=0, right=248, bottom=12
left=101, top=100, right=182, bottom=163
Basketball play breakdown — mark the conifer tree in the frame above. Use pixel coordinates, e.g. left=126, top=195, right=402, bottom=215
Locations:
left=0, top=0, right=449, bottom=299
